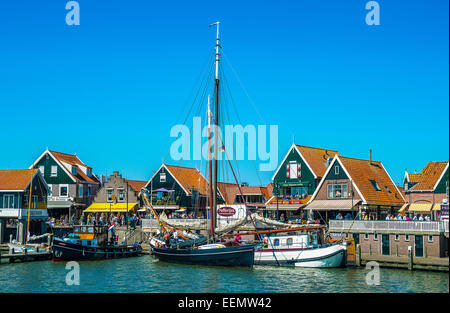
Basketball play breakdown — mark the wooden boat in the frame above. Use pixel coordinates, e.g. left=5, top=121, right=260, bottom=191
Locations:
left=52, top=225, right=142, bottom=261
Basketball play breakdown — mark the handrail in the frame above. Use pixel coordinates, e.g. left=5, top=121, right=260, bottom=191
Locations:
left=329, top=219, right=445, bottom=233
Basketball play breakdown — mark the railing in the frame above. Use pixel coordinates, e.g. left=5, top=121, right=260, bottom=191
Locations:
left=444, top=220, right=449, bottom=233
left=329, top=219, right=446, bottom=234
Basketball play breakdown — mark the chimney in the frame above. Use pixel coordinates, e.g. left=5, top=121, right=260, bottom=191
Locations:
left=369, top=149, right=372, bottom=165
left=113, top=171, right=119, bottom=176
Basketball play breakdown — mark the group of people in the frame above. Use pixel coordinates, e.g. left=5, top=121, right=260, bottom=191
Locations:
left=81, top=212, right=141, bottom=228
left=385, top=213, right=430, bottom=221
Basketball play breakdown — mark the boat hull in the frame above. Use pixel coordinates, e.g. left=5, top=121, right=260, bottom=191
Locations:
left=151, top=244, right=255, bottom=267
left=52, top=238, right=142, bottom=261
left=254, top=243, right=347, bottom=268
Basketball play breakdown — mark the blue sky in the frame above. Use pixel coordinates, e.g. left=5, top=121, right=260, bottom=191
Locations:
left=0, top=0, right=448, bottom=186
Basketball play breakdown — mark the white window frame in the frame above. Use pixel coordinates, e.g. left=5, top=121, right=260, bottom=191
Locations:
left=118, top=188, right=124, bottom=201
left=51, top=165, right=58, bottom=177
left=39, top=165, right=45, bottom=176
left=79, top=185, right=83, bottom=197
left=3, top=195, right=15, bottom=209
left=395, top=234, right=399, bottom=241
left=428, top=235, right=433, bottom=242
left=47, top=184, right=53, bottom=196
left=160, top=173, right=166, bottom=183
left=107, top=188, right=113, bottom=202
left=373, top=233, right=378, bottom=241
left=289, top=161, right=298, bottom=179
left=59, top=184, right=69, bottom=198
left=405, top=234, right=410, bottom=242
left=334, top=165, right=339, bottom=175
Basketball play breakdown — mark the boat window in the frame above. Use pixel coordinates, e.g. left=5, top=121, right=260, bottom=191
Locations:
left=86, top=240, right=91, bottom=246
left=88, top=226, right=94, bottom=233
left=81, top=226, right=87, bottom=233
left=273, top=239, right=280, bottom=246
left=74, top=226, right=80, bottom=232
left=287, top=238, right=293, bottom=246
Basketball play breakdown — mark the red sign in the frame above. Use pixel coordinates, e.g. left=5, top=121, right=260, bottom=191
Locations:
left=218, top=206, right=236, bottom=217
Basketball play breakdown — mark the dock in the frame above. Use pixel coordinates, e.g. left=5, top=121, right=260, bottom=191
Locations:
left=0, top=247, right=51, bottom=264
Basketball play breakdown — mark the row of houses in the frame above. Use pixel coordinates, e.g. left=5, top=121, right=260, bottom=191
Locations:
left=0, top=146, right=448, bottom=248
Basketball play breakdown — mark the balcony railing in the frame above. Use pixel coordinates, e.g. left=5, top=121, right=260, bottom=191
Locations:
left=329, top=219, right=447, bottom=234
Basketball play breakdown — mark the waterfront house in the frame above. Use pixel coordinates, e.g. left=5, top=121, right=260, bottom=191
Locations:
left=84, top=171, right=147, bottom=218
left=0, top=169, right=49, bottom=243
left=265, top=144, right=339, bottom=218
left=218, top=182, right=272, bottom=209
left=30, top=149, right=100, bottom=221
left=143, top=164, right=219, bottom=218
left=402, top=161, right=449, bottom=220
left=305, top=154, right=405, bottom=221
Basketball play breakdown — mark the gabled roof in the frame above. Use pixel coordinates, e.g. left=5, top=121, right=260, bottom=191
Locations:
left=31, top=149, right=99, bottom=184
left=271, top=143, right=338, bottom=180
left=410, top=161, right=449, bottom=191
left=406, top=173, right=422, bottom=183
left=0, top=169, right=43, bottom=191
left=310, top=155, right=405, bottom=206
left=295, top=145, right=339, bottom=178
left=219, top=185, right=270, bottom=204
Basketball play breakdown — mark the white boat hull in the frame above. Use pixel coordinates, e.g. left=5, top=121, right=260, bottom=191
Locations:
left=254, top=243, right=347, bottom=268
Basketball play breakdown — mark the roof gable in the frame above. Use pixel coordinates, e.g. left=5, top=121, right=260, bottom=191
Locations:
left=410, top=161, right=449, bottom=191
left=0, top=169, right=40, bottom=190
left=295, top=145, right=339, bottom=178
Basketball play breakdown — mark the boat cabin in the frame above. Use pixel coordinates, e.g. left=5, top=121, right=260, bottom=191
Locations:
left=64, top=225, right=108, bottom=247
left=262, top=232, right=321, bottom=250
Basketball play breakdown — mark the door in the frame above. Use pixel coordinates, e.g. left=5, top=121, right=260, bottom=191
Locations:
left=381, top=234, right=390, bottom=255
left=414, top=235, right=424, bottom=257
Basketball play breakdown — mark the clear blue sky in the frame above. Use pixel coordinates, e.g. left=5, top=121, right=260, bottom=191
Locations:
left=0, top=0, right=448, bottom=186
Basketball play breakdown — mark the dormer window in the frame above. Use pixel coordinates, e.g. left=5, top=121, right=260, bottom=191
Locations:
left=72, top=166, right=78, bottom=176
left=87, top=168, right=92, bottom=177
left=370, top=180, right=381, bottom=191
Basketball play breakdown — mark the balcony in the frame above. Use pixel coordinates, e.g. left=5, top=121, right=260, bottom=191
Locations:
left=329, top=219, right=448, bottom=235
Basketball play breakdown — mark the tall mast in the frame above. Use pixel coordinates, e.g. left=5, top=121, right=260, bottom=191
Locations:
left=207, top=95, right=214, bottom=237
left=210, top=21, right=220, bottom=234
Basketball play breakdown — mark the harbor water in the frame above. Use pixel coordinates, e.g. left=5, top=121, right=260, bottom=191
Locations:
left=0, top=255, right=448, bottom=293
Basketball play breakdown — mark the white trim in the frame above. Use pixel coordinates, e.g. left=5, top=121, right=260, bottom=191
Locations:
left=30, top=149, right=77, bottom=183
left=308, top=155, right=367, bottom=204
left=380, top=162, right=406, bottom=202
left=271, top=144, right=296, bottom=181
left=293, top=145, right=318, bottom=179
left=432, top=162, right=449, bottom=191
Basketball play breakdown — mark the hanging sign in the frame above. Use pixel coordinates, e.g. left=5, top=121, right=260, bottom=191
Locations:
left=217, top=206, right=236, bottom=217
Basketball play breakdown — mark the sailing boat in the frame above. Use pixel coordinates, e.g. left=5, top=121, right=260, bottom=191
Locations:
left=148, top=22, right=256, bottom=267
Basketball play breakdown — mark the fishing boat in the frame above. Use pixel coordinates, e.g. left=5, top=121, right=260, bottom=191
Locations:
left=147, top=22, right=256, bottom=267
left=254, top=228, right=347, bottom=267
left=52, top=224, right=142, bottom=261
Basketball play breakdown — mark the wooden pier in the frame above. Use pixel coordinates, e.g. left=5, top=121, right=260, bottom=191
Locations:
left=0, top=248, right=51, bottom=264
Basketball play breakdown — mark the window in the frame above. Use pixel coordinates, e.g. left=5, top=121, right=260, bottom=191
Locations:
left=405, top=234, right=410, bottom=242
left=289, top=161, right=299, bottom=179
left=446, top=181, right=449, bottom=196
left=48, top=184, right=53, bottom=196
left=334, top=166, right=339, bottom=175
left=87, top=186, right=91, bottom=197
left=287, top=238, right=293, bottom=246
left=79, top=185, right=83, bottom=197
left=51, top=166, right=58, bottom=177
left=404, top=183, right=408, bottom=191
left=273, top=239, right=280, bottom=246
left=327, top=184, right=348, bottom=199
left=32, top=195, right=38, bottom=209
left=39, top=166, right=44, bottom=176
left=395, top=234, right=399, bottom=241
left=385, top=186, right=391, bottom=193
left=160, top=173, right=166, bottom=182
left=72, top=166, right=78, bottom=176
left=107, top=189, right=113, bottom=201
left=3, top=195, right=15, bottom=208
left=370, top=180, right=381, bottom=191
left=428, top=235, right=433, bottom=242
left=373, top=233, right=378, bottom=240
left=87, top=168, right=92, bottom=177
left=119, top=189, right=124, bottom=201
left=60, top=185, right=68, bottom=197
left=364, top=233, right=369, bottom=240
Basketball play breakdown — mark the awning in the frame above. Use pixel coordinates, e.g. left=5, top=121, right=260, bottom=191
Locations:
left=304, top=199, right=361, bottom=211
left=432, top=204, right=441, bottom=211
left=84, top=203, right=138, bottom=213
left=408, top=203, right=433, bottom=212
left=399, top=203, right=409, bottom=214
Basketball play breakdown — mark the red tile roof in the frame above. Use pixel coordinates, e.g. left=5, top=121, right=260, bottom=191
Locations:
left=126, top=180, right=147, bottom=194
left=165, top=164, right=209, bottom=196
left=410, top=161, right=448, bottom=191
left=0, top=169, right=38, bottom=190
left=296, top=145, right=339, bottom=177
left=339, top=156, right=404, bottom=205
left=49, top=150, right=99, bottom=183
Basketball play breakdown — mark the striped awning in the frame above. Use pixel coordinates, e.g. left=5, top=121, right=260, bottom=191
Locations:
left=304, top=199, right=361, bottom=211
left=84, top=203, right=138, bottom=213
left=432, top=204, right=441, bottom=211
left=408, top=203, right=433, bottom=212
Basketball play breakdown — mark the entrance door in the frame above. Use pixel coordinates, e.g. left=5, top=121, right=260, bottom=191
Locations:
left=381, top=234, right=390, bottom=255
left=415, top=235, right=424, bottom=257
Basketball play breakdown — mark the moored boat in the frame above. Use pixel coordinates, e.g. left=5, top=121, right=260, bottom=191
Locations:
left=52, top=225, right=142, bottom=261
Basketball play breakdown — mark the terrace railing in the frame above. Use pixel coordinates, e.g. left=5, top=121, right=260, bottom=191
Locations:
left=329, top=219, right=446, bottom=234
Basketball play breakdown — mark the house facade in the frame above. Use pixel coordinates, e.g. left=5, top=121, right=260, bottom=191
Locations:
left=218, top=182, right=272, bottom=209
left=306, top=155, right=405, bottom=222
left=265, top=144, right=339, bottom=217
left=30, top=149, right=100, bottom=220
left=0, top=169, right=49, bottom=243
left=84, top=171, right=146, bottom=216
left=403, top=161, right=449, bottom=219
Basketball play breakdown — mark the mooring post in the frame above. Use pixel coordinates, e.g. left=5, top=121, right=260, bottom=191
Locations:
left=408, top=246, right=413, bottom=271
left=356, top=243, right=361, bottom=267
